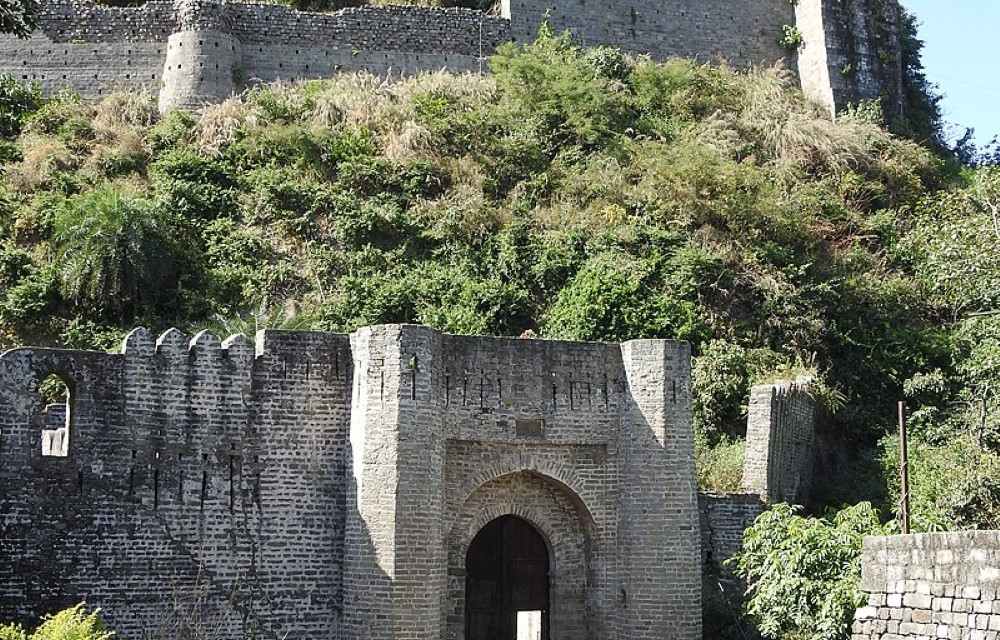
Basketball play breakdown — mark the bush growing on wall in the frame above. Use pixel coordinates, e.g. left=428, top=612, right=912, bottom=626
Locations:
left=733, top=502, right=891, bottom=640
left=1, top=604, right=114, bottom=640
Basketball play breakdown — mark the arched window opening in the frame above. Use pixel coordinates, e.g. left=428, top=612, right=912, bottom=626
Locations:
left=39, top=374, right=71, bottom=457
left=466, top=515, right=550, bottom=640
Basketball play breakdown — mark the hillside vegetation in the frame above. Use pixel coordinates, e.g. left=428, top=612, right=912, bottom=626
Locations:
left=1, top=28, right=998, bottom=517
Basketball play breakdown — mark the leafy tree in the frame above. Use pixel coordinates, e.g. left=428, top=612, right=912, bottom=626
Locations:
left=0, top=0, right=38, bottom=39
left=882, top=433, right=1000, bottom=531
left=891, top=10, right=945, bottom=151
left=732, top=502, right=890, bottom=640
left=53, top=186, right=179, bottom=323
left=909, top=167, right=1000, bottom=314
left=542, top=252, right=706, bottom=343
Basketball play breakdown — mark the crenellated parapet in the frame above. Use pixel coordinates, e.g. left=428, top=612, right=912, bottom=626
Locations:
left=0, top=326, right=353, bottom=640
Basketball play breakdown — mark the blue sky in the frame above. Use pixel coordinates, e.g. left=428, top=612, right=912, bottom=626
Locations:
left=903, top=0, right=999, bottom=149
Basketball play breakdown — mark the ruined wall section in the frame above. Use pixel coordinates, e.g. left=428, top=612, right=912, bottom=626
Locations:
left=502, top=0, right=794, bottom=66
left=0, top=328, right=352, bottom=640
left=699, top=492, right=765, bottom=586
left=853, top=532, right=1000, bottom=640
left=795, top=0, right=904, bottom=118
left=741, top=378, right=816, bottom=505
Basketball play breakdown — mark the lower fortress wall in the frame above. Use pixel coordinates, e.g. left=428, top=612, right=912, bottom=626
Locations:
left=0, top=322, right=820, bottom=639
left=0, top=325, right=703, bottom=640
left=853, top=532, right=1000, bottom=640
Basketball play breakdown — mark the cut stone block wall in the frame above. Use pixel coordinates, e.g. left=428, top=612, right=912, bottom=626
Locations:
left=795, top=0, right=904, bottom=119
left=1, top=325, right=701, bottom=640
left=699, top=492, right=766, bottom=585
left=741, top=377, right=816, bottom=505
left=0, top=328, right=352, bottom=640
left=0, top=0, right=901, bottom=116
left=853, top=532, right=1000, bottom=640
left=502, top=0, right=794, bottom=66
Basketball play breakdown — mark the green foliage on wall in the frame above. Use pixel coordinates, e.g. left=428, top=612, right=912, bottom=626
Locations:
left=0, top=604, right=114, bottom=640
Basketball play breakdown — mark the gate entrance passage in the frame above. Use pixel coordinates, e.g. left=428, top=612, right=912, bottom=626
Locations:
left=466, top=515, right=550, bottom=640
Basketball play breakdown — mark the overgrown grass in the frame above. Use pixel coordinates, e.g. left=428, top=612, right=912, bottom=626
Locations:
left=0, top=34, right=958, bottom=478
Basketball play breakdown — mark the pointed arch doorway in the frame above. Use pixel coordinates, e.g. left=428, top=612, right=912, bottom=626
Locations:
left=465, top=515, right=550, bottom=640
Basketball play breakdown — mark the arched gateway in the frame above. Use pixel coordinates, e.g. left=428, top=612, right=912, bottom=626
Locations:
left=344, top=326, right=702, bottom=640
left=466, top=515, right=550, bottom=640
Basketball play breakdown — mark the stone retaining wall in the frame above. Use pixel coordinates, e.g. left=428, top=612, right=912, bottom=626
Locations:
left=853, top=532, right=1000, bottom=640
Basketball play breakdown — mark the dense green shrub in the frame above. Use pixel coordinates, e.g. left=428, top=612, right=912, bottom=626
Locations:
left=882, top=434, right=1000, bottom=531
left=543, top=252, right=706, bottom=343
left=0, top=74, right=41, bottom=138
left=0, top=604, right=113, bottom=640
left=733, top=502, right=891, bottom=640
left=695, top=436, right=745, bottom=492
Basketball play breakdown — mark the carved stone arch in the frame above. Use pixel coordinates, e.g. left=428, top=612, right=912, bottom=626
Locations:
left=451, top=456, right=601, bottom=537
left=444, top=470, right=602, bottom=640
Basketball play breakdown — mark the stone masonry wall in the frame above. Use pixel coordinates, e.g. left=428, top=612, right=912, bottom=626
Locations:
left=853, top=532, right=1000, bottom=640
left=741, top=377, right=816, bottom=505
left=0, top=0, right=507, bottom=111
left=699, top=492, right=765, bottom=586
left=502, top=0, right=794, bottom=66
left=795, top=0, right=905, bottom=118
left=343, top=326, right=701, bottom=640
left=0, top=327, right=352, bottom=640
left=2, top=325, right=701, bottom=640
left=1, top=0, right=902, bottom=115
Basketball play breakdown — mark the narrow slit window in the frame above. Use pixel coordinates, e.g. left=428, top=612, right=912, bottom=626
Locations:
left=39, top=374, right=71, bottom=457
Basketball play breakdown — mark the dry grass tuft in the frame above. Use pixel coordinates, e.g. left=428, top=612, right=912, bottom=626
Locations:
left=7, top=136, right=77, bottom=192
left=697, top=65, right=886, bottom=179
left=383, top=120, right=434, bottom=161
left=93, top=90, right=158, bottom=137
left=195, top=97, right=260, bottom=156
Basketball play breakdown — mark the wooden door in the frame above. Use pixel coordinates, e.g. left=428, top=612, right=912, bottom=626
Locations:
left=466, top=515, right=550, bottom=640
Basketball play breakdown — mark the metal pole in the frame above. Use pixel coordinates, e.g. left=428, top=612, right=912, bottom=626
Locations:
left=899, top=401, right=911, bottom=534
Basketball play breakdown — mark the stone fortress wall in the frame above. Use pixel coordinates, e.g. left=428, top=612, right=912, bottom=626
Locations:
left=700, top=378, right=817, bottom=597
left=0, top=325, right=702, bottom=640
left=0, top=327, right=352, bottom=640
left=742, top=377, right=816, bottom=505
left=0, top=0, right=902, bottom=116
left=852, top=532, right=1000, bottom=640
